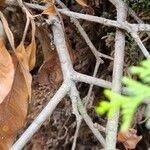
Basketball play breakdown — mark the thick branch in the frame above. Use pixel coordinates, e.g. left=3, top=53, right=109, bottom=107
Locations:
left=51, top=16, right=105, bottom=149
left=105, top=0, right=127, bottom=149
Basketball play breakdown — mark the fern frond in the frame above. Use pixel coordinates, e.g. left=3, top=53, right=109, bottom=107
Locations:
left=96, top=60, right=150, bottom=132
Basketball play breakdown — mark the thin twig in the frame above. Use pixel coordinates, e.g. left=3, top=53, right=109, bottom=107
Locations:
left=131, top=32, right=150, bottom=58
left=21, top=16, right=30, bottom=43
left=127, top=4, right=150, bottom=38
left=69, top=85, right=82, bottom=150
left=17, top=0, right=33, bottom=44
left=84, top=60, right=101, bottom=106
left=77, top=99, right=106, bottom=147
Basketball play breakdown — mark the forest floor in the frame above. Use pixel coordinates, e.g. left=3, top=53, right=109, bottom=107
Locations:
left=10, top=0, right=150, bottom=149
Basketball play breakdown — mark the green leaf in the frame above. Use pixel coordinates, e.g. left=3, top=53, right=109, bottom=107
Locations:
left=96, top=59, right=150, bottom=132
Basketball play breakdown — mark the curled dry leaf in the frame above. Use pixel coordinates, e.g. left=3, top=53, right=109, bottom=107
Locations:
left=38, top=36, right=76, bottom=85
left=26, top=20, right=36, bottom=71
left=75, top=0, right=88, bottom=7
left=38, top=50, right=63, bottom=86
left=0, top=55, right=29, bottom=149
left=117, top=128, right=142, bottom=149
left=0, top=38, right=14, bottom=103
left=16, top=43, right=32, bottom=101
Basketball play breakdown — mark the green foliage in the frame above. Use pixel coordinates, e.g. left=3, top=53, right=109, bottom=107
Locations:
left=96, top=60, right=150, bottom=132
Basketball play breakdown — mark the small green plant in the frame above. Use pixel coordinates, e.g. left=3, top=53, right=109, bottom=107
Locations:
left=96, top=59, right=150, bottom=132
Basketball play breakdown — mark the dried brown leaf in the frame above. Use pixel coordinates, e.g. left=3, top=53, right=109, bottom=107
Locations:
left=117, top=128, right=142, bottom=149
left=36, top=27, right=52, bottom=61
left=0, top=55, right=29, bottom=149
left=38, top=52, right=63, bottom=85
left=16, top=43, right=32, bottom=101
left=75, top=0, right=88, bottom=6
left=42, top=4, right=57, bottom=16
left=0, top=38, right=14, bottom=103
left=38, top=36, right=76, bottom=85
left=26, top=20, right=36, bottom=71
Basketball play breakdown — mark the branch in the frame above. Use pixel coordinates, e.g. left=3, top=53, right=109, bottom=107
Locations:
left=8, top=2, right=150, bottom=33
left=58, top=9, right=150, bottom=32
left=77, top=99, right=106, bottom=147
left=24, top=2, right=150, bottom=33
left=16, top=0, right=33, bottom=44
left=131, top=32, right=150, bottom=58
left=105, top=0, right=127, bottom=149
left=74, top=72, right=112, bottom=89
left=9, top=1, right=149, bottom=149
left=50, top=16, right=105, bottom=149
left=84, top=60, right=101, bottom=106
left=126, top=3, right=150, bottom=38
left=11, top=82, right=69, bottom=150
left=25, top=2, right=150, bottom=58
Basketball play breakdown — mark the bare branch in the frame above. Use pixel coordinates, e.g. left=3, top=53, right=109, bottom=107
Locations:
left=105, top=0, right=127, bottom=149
left=11, top=82, right=69, bottom=150
left=8, top=1, right=150, bottom=149
left=58, top=9, right=150, bottom=32
left=74, top=72, right=112, bottom=89
left=25, top=3, right=150, bottom=33
left=131, top=32, right=150, bottom=58
left=56, top=0, right=112, bottom=61
left=51, top=16, right=105, bottom=149
left=77, top=99, right=106, bottom=147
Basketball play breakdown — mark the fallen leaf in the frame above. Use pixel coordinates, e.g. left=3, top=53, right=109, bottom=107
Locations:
left=0, top=38, right=14, bottom=103
left=16, top=43, right=29, bottom=70
left=26, top=20, right=36, bottom=71
left=75, top=0, right=88, bottom=7
left=42, top=4, right=57, bottom=16
left=16, top=43, right=32, bottom=101
left=117, top=128, right=142, bottom=149
left=0, top=55, right=29, bottom=149
left=38, top=36, right=76, bottom=85
left=36, top=27, right=52, bottom=61
left=38, top=50, right=62, bottom=85
left=0, top=11, right=31, bottom=149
